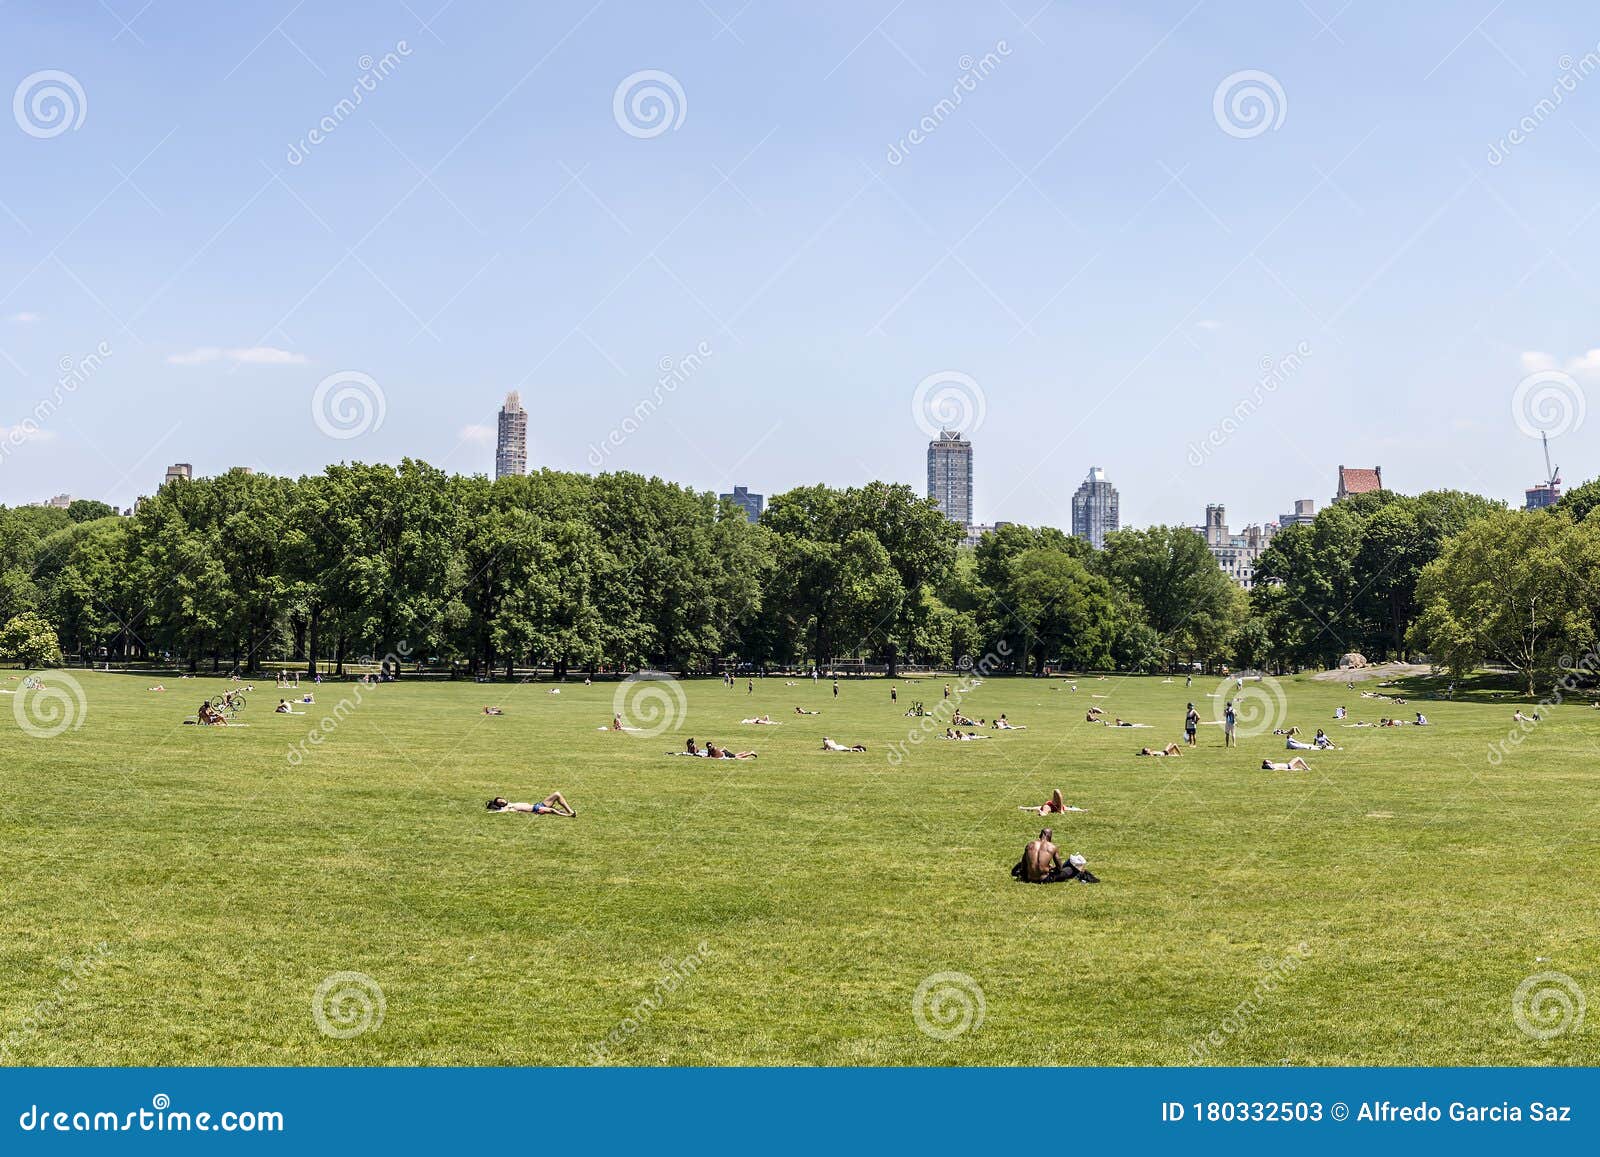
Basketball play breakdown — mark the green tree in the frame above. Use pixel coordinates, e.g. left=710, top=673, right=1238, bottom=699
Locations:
left=0, top=611, right=63, bottom=667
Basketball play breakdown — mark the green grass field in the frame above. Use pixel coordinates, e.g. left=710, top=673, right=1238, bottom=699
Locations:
left=2, top=667, right=1595, bottom=1066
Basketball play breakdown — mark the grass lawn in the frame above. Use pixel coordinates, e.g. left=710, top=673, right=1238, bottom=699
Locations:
left=1, top=667, right=1596, bottom=1066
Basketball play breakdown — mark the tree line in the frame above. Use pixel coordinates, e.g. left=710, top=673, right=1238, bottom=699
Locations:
left=0, top=463, right=1596, bottom=691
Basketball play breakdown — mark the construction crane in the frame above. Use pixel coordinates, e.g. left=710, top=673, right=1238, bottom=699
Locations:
left=1541, top=430, right=1560, bottom=491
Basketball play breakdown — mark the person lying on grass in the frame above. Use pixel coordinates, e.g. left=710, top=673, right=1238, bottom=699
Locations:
left=741, top=714, right=781, bottom=725
left=1262, top=757, right=1311, bottom=771
left=1010, top=829, right=1098, bottom=884
left=992, top=714, right=1026, bottom=730
left=821, top=737, right=867, bottom=752
left=1137, top=743, right=1183, bottom=756
left=1020, top=788, right=1086, bottom=815
left=794, top=706, right=821, bottom=715
left=148, top=684, right=166, bottom=692
left=1513, top=709, right=1540, bottom=723
left=706, top=741, right=757, bottom=759
left=486, top=792, right=576, bottom=817
left=600, top=714, right=643, bottom=732
left=483, top=706, right=504, bottom=716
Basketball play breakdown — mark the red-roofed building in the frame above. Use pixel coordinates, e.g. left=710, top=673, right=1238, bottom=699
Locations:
left=1335, top=465, right=1382, bottom=501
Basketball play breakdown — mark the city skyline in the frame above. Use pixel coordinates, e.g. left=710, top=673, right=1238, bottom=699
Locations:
left=2, top=5, right=1595, bottom=523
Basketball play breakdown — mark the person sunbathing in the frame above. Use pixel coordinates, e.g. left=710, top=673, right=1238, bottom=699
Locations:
left=1010, top=829, right=1098, bottom=884
left=547, top=688, right=561, bottom=695
left=951, top=712, right=977, bottom=727
left=1262, top=757, right=1311, bottom=771
left=1021, top=788, right=1085, bottom=816
left=1112, top=718, right=1147, bottom=728
left=821, top=737, right=867, bottom=752
left=993, top=715, right=1026, bottom=730
left=1085, top=712, right=1101, bottom=723
left=1272, top=726, right=1300, bottom=737
left=275, top=699, right=304, bottom=715
left=197, top=702, right=227, bottom=726
left=705, top=741, right=757, bottom=759
left=148, top=684, right=166, bottom=692
left=483, top=706, right=504, bottom=716
left=486, top=792, right=576, bottom=817
left=1513, top=709, right=1540, bottom=723
left=1413, top=712, right=1429, bottom=725
left=1378, top=717, right=1401, bottom=727
left=741, top=714, right=781, bottom=725
left=1312, top=729, right=1336, bottom=749
left=794, top=706, right=820, bottom=715
left=1138, top=743, right=1183, bottom=756
left=1285, top=735, right=1317, bottom=750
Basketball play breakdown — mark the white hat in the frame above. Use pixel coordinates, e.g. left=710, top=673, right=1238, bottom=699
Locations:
left=1069, top=854, right=1087, bottom=868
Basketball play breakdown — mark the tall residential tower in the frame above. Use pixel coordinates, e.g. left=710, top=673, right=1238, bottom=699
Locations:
left=1070, top=466, right=1119, bottom=549
left=496, top=392, right=528, bottom=479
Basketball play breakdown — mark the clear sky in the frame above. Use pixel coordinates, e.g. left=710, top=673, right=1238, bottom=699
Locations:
left=2, top=1, right=1597, bottom=528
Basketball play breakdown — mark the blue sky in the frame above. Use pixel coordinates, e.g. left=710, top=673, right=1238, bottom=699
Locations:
left=2, top=0, right=1598, bottom=528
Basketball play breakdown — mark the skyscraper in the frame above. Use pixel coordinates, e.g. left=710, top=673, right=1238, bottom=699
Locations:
left=926, top=429, right=973, bottom=525
left=720, top=485, right=764, bottom=522
left=164, top=463, right=192, bottom=486
left=1070, top=466, right=1119, bottom=549
left=496, top=392, right=528, bottom=479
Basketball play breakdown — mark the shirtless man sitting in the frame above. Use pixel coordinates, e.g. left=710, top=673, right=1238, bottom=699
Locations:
left=486, top=792, right=576, bottom=817
left=1010, top=829, right=1098, bottom=884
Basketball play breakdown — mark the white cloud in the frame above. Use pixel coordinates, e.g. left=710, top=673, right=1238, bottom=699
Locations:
left=6, top=312, right=42, bottom=324
left=167, top=346, right=308, bottom=366
left=1519, top=349, right=1600, bottom=375
left=458, top=423, right=496, bottom=445
left=0, top=422, right=57, bottom=444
